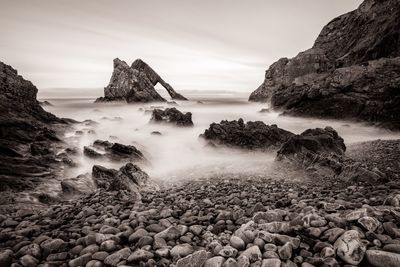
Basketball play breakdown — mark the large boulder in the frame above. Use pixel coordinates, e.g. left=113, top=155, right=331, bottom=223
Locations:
left=276, top=126, right=386, bottom=183
left=95, top=58, right=187, bottom=103
left=0, top=61, right=67, bottom=196
left=276, top=127, right=345, bottom=176
left=150, top=107, right=193, bottom=127
left=201, top=119, right=294, bottom=150
left=249, top=0, right=400, bottom=129
left=92, top=163, right=149, bottom=194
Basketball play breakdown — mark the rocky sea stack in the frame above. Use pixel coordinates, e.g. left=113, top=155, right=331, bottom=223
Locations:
left=0, top=61, right=67, bottom=199
left=249, top=0, right=400, bottom=129
left=201, top=119, right=294, bottom=150
left=96, top=58, right=188, bottom=103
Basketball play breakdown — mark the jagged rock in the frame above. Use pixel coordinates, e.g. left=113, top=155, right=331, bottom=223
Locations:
left=38, top=100, right=52, bottom=106
left=109, top=143, right=144, bottom=160
left=0, top=61, right=66, bottom=196
left=95, top=58, right=188, bottom=103
left=150, top=107, right=193, bottom=126
left=92, top=163, right=148, bottom=194
left=83, top=146, right=103, bottom=158
left=276, top=127, right=345, bottom=176
left=61, top=174, right=94, bottom=195
left=249, top=0, right=400, bottom=129
left=200, top=119, right=294, bottom=150
left=84, top=140, right=145, bottom=162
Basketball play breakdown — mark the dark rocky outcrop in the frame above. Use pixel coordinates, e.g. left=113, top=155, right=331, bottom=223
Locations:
left=201, top=119, right=294, bottom=150
left=150, top=108, right=193, bottom=127
left=95, top=58, right=188, bottom=103
left=0, top=61, right=67, bottom=197
left=276, top=126, right=387, bottom=183
left=92, top=163, right=149, bottom=195
left=276, top=127, right=346, bottom=177
left=84, top=140, right=145, bottom=162
left=249, top=0, right=400, bottom=129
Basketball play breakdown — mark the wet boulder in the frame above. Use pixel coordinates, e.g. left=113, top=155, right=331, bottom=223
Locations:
left=109, top=143, right=144, bottom=160
left=150, top=107, right=193, bottom=127
left=92, top=163, right=149, bottom=194
left=276, top=126, right=345, bottom=176
left=84, top=140, right=145, bottom=162
left=201, top=118, right=294, bottom=150
left=83, top=146, right=103, bottom=158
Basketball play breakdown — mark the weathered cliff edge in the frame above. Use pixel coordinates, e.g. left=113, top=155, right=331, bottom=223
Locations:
left=0, top=61, right=67, bottom=202
left=249, top=0, right=400, bottom=129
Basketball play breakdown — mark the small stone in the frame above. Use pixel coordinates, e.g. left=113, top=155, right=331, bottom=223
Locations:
left=358, top=216, right=381, bottom=232
left=100, top=240, right=117, bottom=252
left=345, top=208, right=367, bottom=221
left=41, top=238, right=67, bottom=256
left=366, top=249, right=400, bottom=267
left=320, top=247, right=335, bottom=258
left=19, top=255, right=39, bottom=267
left=383, top=244, right=400, bottom=254
left=92, top=251, right=109, bottom=261
left=261, top=258, right=281, bottom=267
left=128, top=228, right=148, bottom=243
left=68, top=253, right=92, bottom=267
left=219, top=246, right=238, bottom=258
left=104, top=248, right=131, bottom=266
left=176, top=250, right=208, bottom=267
left=46, top=252, right=68, bottom=261
left=171, top=244, right=194, bottom=258
left=127, top=249, right=154, bottom=263
left=383, top=222, right=400, bottom=238
left=241, top=246, right=262, bottom=262
left=230, top=236, right=245, bottom=250
left=237, top=255, right=250, bottom=267
left=278, top=242, right=292, bottom=260
left=137, top=236, right=153, bottom=247
left=189, top=225, right=203, bottom=236
left=334, top=230, right=366, bottom=265
left=222, top=257, right=238, bottom=267
left=322, top=228, right=345, bottom=243
left=204, top=256, right=225, bottom=267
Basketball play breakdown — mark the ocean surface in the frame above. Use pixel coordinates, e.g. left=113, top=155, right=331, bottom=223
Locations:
left=36, top=91, right=400, bottom=200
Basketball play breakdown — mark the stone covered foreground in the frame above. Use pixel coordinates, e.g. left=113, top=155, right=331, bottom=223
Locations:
left=1, top=176, right=400, bottom=267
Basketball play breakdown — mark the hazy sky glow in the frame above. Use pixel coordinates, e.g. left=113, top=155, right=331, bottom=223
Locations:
left=0, top=0, right=362, bottom=96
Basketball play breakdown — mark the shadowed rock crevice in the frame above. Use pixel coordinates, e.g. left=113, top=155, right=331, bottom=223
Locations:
left=96, top=58, right=188, bottom=103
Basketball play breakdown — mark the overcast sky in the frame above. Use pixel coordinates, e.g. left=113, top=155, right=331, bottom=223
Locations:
left=0, top=0, right=362, bottom=96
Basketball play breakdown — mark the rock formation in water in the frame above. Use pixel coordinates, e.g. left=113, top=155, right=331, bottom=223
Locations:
left=84, top=140, right=145, bottom=162
left=201, top=119, right=294, bottom=150
left=0, top=61, right=67, bottom=200
left=96, top=58, right=188, bottom=103
left=249, top=0, right=400, bottom=129
left=150, top=107, right=193, bottom=127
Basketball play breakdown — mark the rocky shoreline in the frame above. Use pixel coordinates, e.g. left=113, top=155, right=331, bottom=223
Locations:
left=1, top=157, right=400, bottom=267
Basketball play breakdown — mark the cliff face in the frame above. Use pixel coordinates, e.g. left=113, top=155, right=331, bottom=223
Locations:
left=249, top=0, right=400, bottom=129
left=0, top=61, right=65, bottom=195
left=96, top=58, right=188, bottom=103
